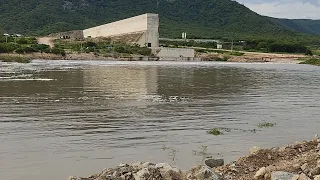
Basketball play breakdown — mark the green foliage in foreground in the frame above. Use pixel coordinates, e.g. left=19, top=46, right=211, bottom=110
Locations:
left=0, top=55, right=30, bottom=63
left=299, top=58, right=320, bottom=66
left=207, top=128, right=223, bottom=136
left=257, top=122, right=277, bottom=128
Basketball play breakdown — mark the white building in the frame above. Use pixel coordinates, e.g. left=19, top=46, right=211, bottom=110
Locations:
left=83, top=13, right=159, bottom=48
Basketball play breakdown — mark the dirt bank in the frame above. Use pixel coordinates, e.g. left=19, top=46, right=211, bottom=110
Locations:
left=197, top=51, right=306, bottom=64
left=216, top=137, right=320, bottom=179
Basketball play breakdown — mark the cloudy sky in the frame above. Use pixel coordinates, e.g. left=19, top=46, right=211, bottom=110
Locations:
left=236, top=0, right=320, bottom=19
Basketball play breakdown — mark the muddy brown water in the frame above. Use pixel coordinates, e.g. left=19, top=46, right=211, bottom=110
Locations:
left=0, top=60, right=319, bottom=180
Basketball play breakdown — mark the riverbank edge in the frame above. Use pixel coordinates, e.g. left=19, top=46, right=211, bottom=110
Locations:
left=0, top=52, right=308, bottom=64
left=68, top=137, right=320, bottom=180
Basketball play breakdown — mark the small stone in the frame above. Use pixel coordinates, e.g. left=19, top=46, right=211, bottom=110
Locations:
left=113, top=171, right=120, bottom=177
left=292, top=174, right=299, bottom=180
left=249, top=167, right=255, bottom=172
left=134, top=168, right=150, bottom=180
left=314, top=175, right=320, bottom=180
left=317, top=144, right=320, bottom=150
left=301, top=163, right=308, bottom=172
left=313, top=135, right=319, bottom=142
left=298, top=173, right=311, bottom=180
left=264, top=173, right=271, bottom=179
left=254, top=167, right=266, bottom=179
left=249, top=146, right=261, bottom=155
left=293, top=164, right=301, bottom=170
left=268, top=154, right=272, bottom=160
left=271, top=171, right=296, bottom=180
left=266, top=165, right=276, bottom=173
left=204, top=158, right=224, bottom=168
left=309, top=167, right=320, bottom=176
left=279, top=147, right=287, bottom=152
left=119, top=163, right=128, bottom=167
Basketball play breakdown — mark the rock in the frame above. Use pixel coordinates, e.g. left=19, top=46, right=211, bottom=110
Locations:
left=186, top=165, right=223, bottom=180
left=271, top=171, right=296, bottom=180
left=119, top=163, right=129, bottom=168
left=155, top=163, right=183, bottom=180
left=249, top=146, right=261, bottom=155
left=266, top=165, right=276, bottom=173
left=249, top=167, right=255, bottom=172
left=309, top=167, right=320, bottom=177
left=313, top=135, right=319, bottom=143
left=254, top=167, right=266, bottom=179
left=204, top=158, right=224, bottom=168
left=298, top=173, right=311, bottom=180
left=301, top=163, right=308, bottom=173
left=314, top=175, right=320, bottom=180
left=264, top=173, right=271, bottom=179
left=134, top=168, right=150, bottom=180
left=292, top=174, right=299, bottom=180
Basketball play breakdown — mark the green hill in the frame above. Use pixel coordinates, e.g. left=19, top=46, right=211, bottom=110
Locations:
left=274, top=18, right=320, bottom=35
left=0, top=0, right=319, bottom=42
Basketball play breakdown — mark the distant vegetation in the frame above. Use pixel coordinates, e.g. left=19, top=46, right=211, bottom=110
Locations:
left=299, top=58, right=320, bottom=66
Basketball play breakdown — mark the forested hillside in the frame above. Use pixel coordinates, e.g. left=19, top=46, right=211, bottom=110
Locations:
left=0, top=0, right=319, bottom=42
left=274, top=18, right=320, bottom=35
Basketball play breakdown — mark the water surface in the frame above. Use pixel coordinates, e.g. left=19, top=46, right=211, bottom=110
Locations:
left=0, top=60, right=319, bottom=180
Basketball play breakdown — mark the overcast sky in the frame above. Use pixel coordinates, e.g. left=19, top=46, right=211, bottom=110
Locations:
left=236, top=0, right=320, bottom=19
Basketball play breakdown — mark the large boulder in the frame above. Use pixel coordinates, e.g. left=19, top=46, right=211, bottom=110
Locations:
left=204, top=158, right=224, bottom=168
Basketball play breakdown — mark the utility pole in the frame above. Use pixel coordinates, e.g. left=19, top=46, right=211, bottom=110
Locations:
left=231, top=39, right=234, bottom=52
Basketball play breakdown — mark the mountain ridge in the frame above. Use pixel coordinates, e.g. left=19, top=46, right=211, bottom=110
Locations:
left=0, top=0, right=319, bottom=40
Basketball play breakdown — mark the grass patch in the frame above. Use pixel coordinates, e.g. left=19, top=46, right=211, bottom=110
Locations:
left=257, top=122, right=276, bottom=128
left=0, top=55, right=31, bottom=63
left=299, top=58, right=320, bottom=66
left=207, top=128, right=223, bottom=136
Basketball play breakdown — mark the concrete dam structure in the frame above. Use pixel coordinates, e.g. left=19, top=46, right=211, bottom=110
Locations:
left=50, top=13, right=195, bottom=60
left=83, top=13, right=159, bottom=48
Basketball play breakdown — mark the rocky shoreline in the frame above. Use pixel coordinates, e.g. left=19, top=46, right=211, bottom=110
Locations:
left=69, top=137, right=320, bottom=180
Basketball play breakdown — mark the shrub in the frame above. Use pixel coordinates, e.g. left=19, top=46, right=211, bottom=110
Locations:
left=305, top=49, right=313, bottom=56
left=51, top=48, right=66, bottom=56
left=31, top=44, right=50, bottom=53
left=0, top=55, right=30, bottom=63
left=137, top=47, right=152, bottom=56
left=0, top=43, right=21, bottom=53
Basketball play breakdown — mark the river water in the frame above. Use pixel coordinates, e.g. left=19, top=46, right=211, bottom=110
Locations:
left=0, top=60, right=319, bottom=180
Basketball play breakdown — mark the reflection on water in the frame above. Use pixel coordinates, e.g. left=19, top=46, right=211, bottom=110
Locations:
left=0, top=60, right=319, bottom=180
